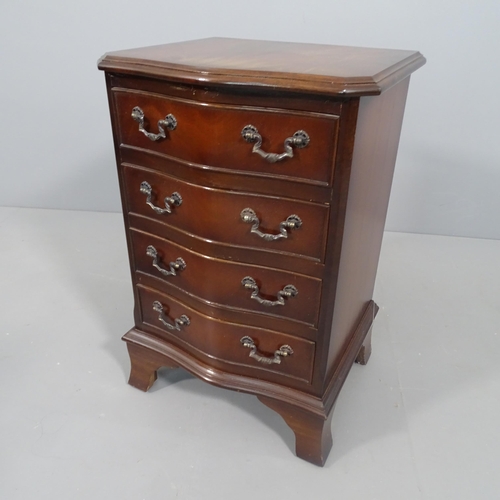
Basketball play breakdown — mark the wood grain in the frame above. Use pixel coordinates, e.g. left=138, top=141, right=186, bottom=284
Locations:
left=325, top=77, right=411, bottom=378
left=99, top=38, right=425, bottom=96
left=113, top=88, right=339, bottom=185
left=130, top=228, right=323, bottom=327
left=137, top=285, right=315, bottom=383
left=122, top=164, right=330, bottom=262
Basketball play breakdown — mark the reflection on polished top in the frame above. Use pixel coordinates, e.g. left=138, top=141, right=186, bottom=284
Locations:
left=98, top=37, right=426, bottom=96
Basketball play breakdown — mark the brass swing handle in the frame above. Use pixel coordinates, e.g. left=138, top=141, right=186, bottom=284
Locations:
left=152, top=301, right=190, bottom=331
left=240, top=208, right=301, bottom=241
left=241, top=125, right=310, bottom=163
left=140, top=181, right=182, bottom=215
left=241, top=276, right=298, bottom=307
left=146, top=245, right=186, bottom=276
left=131, top=106, right=177, bottom=141
left=240, top=336, right=294, bottom=365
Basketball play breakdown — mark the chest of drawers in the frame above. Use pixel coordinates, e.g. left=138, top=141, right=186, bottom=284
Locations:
left=98, top=38, right=425, bottom=466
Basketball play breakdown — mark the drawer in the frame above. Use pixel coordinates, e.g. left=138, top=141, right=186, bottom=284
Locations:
left=123, top=164, right=329, bottom=262
left=130, top=229, right=322, bottom=327
left=113, top=89, right=339, bottom=186
left=138, top=285, right=315, bottom=383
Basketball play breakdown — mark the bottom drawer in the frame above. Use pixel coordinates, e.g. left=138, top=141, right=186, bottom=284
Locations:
left=137, top=285, right=315, bottom=383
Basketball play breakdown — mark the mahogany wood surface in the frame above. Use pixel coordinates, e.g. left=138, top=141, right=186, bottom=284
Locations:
left=325, top=77, right=410, bottom=377
left=123, top=164, right=330, bottom=262
left=355, top=327, right=373, bottom=366
left=130, top=228, right=322, bottom=327
left=137, top=285, right=315, bottom=383
left=99, top=38, right=425, bottom=96
left=127, top=342, right=179, bottom=392
left=135, top=270, right=319, bottom=341
left=120, top=145, right=334, bottom=203
left=123, top=299, right=376, bottom=462
left=99, top=38, right=425, bottom=466
left=258, top=395, right=334, bottom=467
left=111, top=74, right=344, bottom=115
left=128, top=212, right=325, bottom=278
left=122, top=327, right=325, bottom=410
left=114, top=88, right=339, bottom=185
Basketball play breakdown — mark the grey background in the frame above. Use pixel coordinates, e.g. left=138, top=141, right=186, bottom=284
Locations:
left=1, top=1, right=499, bottom=239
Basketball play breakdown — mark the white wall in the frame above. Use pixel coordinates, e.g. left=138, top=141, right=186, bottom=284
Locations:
left=1, top=1, right=499, bottom=239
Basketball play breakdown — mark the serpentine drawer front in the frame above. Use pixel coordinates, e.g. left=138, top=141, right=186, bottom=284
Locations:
left=99, top=37, right=425, bottom=466
left=113, top=89, right=339, bottom=186
left=122, top=164, right=329, bottom=262
left=130, top=229, right=322, bottom=328
left=137, top=285, right=316, bottom=383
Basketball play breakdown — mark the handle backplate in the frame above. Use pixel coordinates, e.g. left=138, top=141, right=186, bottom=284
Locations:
left=140, top=181, right=182, bottom=215
left=146, top=245, right=186, bottom=276
left=241, top=208, right=301, bottom=241
left=241, top=276, right=298, bottom=307
left=152, top=301, right=190, bottom=331
left=240, top=336, right=294, bottom=365
left=241, top=124, right=309, bottom=163
left=132, top=106, right=177, bottom=141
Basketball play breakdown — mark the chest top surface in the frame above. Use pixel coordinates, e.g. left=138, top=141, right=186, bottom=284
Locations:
left=98, top=37, right=425, bottom=96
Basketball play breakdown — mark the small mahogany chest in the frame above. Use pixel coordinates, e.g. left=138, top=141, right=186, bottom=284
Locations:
left=98, top=38, right=425, bottom=466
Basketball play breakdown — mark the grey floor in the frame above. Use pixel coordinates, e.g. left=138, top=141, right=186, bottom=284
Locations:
left=1, top=207, right=499, bottom=499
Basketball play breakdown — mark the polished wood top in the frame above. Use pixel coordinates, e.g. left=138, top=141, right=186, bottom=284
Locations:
left=98, top=37, right=425, bottom=96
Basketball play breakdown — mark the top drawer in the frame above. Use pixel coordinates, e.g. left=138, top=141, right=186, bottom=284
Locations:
left=112, top=89, right=339, bottom=186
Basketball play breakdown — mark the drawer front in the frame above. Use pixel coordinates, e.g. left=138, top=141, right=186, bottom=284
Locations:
left=138, top=285, right=315, bottom=383
left=130, top=229, right=322, bottom=327
left=113, top=89, right=339, bottom=185
left=123, top=164, right=329, bottom=262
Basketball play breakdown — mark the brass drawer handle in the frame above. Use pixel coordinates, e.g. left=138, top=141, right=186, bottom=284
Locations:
left=240, top=336, right=293, bottom=365
left=146, top=245, right=186, bottom=276
left=131, top=106, right=177, bottom=141
left=241, top=276, right=298, bottom=307
left=241, top=124, right=309, bottom=163
left=240, top=208, right=301, bottom=241
left=152, top=301, right=190, bottom=331
left=140, top=181, right=182, bottom=215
